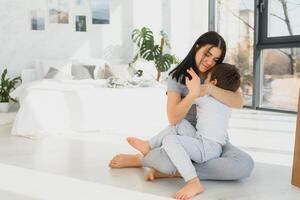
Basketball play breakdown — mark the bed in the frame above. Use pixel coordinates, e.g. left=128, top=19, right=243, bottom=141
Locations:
left=11, top=59, right=168, bottom=138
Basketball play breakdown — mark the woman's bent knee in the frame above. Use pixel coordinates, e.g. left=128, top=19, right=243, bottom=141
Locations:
left=140, top=148, right=177, bottom=175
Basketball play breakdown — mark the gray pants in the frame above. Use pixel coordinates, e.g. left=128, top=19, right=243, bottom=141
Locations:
left=149, top=119, right=222, bottom=182
left=141, top=143, right=254, bottom=181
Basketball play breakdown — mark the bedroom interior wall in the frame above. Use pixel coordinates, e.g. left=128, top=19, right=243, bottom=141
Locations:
left=0, top=0, right=208, bottom=77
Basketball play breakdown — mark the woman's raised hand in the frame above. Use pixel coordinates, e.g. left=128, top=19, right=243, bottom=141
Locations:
left=185, top=67, right=201, bottom=99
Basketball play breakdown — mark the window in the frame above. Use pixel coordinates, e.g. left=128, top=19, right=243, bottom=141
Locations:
left=262, top=48, right=300, bottom=111
left=258, top=0, right=300, bottom=112
left=215, top=0, right=254, bottom=106
left=268, top=0, right=300, bottom=37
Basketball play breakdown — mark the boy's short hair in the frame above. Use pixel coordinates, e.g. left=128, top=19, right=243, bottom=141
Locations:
left=210, top=63, right=241, bottom=92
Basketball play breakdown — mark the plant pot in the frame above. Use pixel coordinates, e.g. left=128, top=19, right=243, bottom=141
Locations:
left=0, top=102, right=10, bottom=112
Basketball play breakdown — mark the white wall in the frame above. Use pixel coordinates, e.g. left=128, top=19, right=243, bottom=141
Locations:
left=170, top=0, right=209, bottom=59
left=0, top=0, right=208, bottom=77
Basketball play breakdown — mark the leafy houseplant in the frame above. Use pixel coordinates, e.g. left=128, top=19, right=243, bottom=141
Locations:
left=129, top=27, right=179, bottom=81
left=0, top=68, right=22, bottom=112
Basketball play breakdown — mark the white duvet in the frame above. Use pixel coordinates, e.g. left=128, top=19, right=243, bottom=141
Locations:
left=11, top=79, right=167, bottom=138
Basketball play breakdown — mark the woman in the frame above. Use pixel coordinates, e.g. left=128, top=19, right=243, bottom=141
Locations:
left=109, top=31, right=254, bottom=197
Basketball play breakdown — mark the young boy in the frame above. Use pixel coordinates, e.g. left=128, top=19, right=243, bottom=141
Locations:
left=127, top=63, right=241, bottom=199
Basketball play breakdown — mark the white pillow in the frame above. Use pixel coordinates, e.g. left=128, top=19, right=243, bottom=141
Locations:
left=107, top=63, right=131, bottom=80
left=72, top=59, right=109, bottom=79
left=134, top=60, right=156, bottom=80
left=72, top=64, right=96, bottom=79
left=44, top=67, right=73, bottom=80
left=37, top=59, right=73, bottom=80
left=98, top=64, right=114, bottom=79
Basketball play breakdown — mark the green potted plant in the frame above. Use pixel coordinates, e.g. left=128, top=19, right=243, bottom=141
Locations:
left=129, top=27, right=179, bottom=81
left=0, top=68, right=22, bottom=112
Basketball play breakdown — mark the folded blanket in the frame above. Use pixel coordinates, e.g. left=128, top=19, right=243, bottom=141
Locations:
left=106, top=76, right=160, bottom=88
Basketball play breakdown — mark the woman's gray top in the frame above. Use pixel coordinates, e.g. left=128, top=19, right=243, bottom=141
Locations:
left=166, top=76, right=198, bottom=127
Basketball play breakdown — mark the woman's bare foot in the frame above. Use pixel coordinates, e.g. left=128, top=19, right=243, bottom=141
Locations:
left=173, top=177, right=204, bottom=200
left=144, top=168, right=181, bottom=181
left=109, top=154, right=142, bottom=168
left=126, top=137, right=150, bottom=155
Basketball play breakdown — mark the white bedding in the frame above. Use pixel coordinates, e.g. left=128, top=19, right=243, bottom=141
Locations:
left=11, top=79, right=167, bottom=138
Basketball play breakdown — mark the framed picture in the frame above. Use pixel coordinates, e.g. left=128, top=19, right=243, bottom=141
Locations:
left=75, top=16, right=86, bottom=32
left=91, top=0, right=109, bottom=24
left=30, top=10, right=45, bottom=31
left=48, top=0, right=69, bottom=24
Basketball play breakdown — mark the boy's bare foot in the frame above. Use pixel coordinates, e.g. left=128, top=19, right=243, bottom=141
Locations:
left=173, top=177, right=204, bottom=200
left=109, top=154, right=142, bottom=168
left=144, top=168, right=156, bottom=181
left=144, top=168, right=181, bottom=181
left=126, top=137, right=150, bottom=155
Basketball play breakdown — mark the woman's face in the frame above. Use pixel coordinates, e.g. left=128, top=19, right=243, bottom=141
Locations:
left=195, top=45, right=222, bottom=73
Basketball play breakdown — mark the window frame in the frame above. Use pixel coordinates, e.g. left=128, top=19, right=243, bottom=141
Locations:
left=257, top=0, right=300, bottom=49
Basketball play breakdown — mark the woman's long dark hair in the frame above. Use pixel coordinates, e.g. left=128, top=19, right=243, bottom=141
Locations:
left=169, top=31, right=226, bottom=85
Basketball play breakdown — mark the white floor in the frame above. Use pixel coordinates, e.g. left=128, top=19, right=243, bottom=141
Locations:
left=0, top=109, right=300, bottom=199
